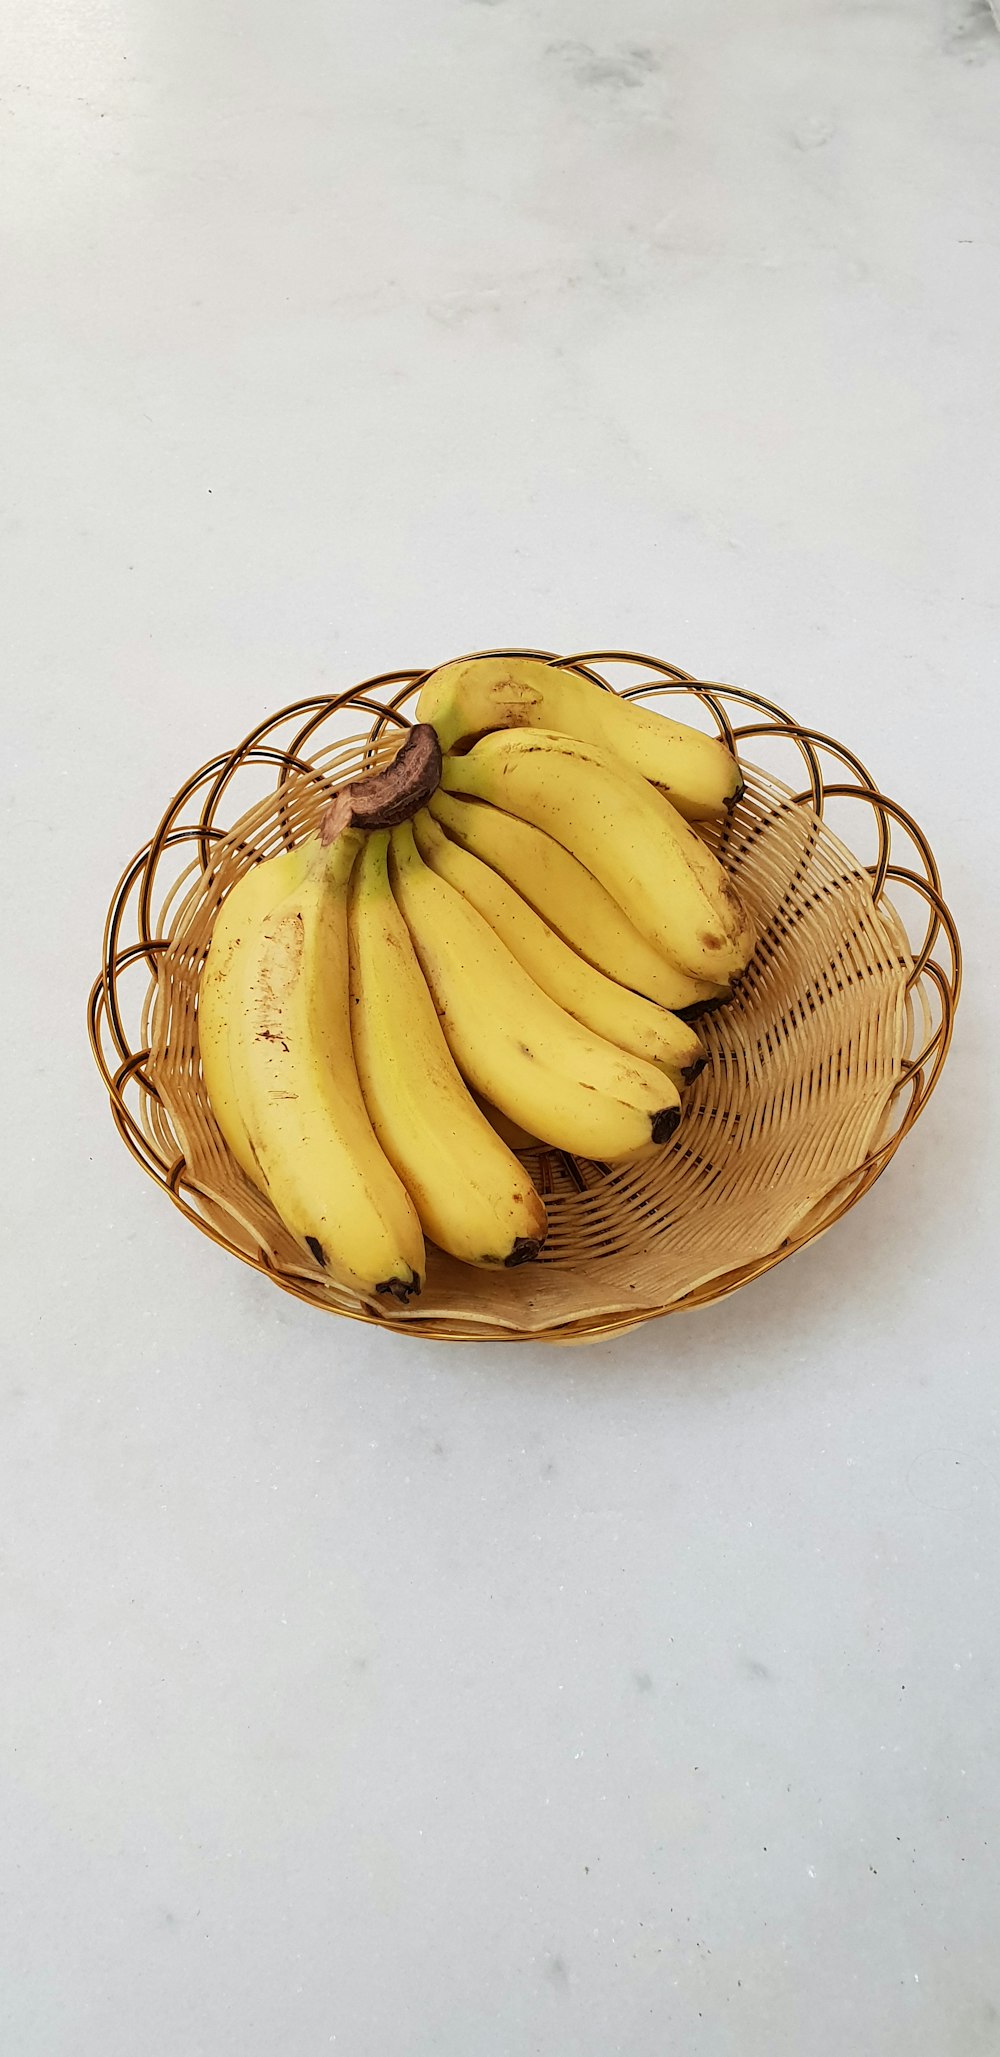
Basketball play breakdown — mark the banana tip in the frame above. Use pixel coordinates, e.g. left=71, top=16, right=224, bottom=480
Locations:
left=675, top=992, right=730, bottom=1023
left=651, top=1106, right=682, bottom=1145
left=505, top=1236, right=544, bottom=1268
left=376, top=1274, right=422, bottom=1304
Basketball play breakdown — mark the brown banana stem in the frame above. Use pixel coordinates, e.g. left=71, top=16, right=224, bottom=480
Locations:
left=321, top=724, right=442, bottom=843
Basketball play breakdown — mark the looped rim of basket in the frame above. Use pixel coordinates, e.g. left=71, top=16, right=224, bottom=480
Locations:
left=88, top=651, right=961, bottom=1343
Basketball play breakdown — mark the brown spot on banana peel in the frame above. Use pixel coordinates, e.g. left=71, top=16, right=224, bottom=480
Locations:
left=719, top=877, right=747, bottom=921
left=305, top=1241, right=420, bottom=1305
left=321, top=724, right=442, bottom=843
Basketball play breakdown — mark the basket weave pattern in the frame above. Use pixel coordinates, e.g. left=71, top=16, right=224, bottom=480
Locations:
left=89, top=654, right=960, bottom=1343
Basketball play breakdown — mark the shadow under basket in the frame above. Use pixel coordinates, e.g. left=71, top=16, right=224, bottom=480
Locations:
left=89, top=651, right=961, bottom=1344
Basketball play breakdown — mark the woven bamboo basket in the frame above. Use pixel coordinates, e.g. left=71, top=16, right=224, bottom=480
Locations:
left=88, top=651, right=960, bottom=1343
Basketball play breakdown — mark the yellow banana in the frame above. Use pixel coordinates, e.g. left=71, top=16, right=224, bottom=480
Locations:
left=441, top=730, right=755, bottom=984
left=198, top=841, right=314, bottom=1183
left=418, top=653, right=742, bottom=818
left=428, top=788, right=726, bottom=1015
left=413, top=810, right=705, bottom=1086
left=472, top=1096, right=544, bottom=1153
left=225, top=834, right=424, bottom=1305
left=348, top=831, right=547, bottom=1266
left=389, top=821, right=681, bottom=1161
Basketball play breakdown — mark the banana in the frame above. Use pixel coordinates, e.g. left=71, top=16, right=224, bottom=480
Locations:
left=428, top=788, right=726, bottom=1015
left=412, top=810, right=705, bottom=1086
left=389, top=821, right=681, bottom=1161
left=472, top=1096, right=545, bottom=1153
left=417, top=653, right=742, bottom=819
left=198, top=841, right=314, bottom=1183
left=441, top=730, right=755, bottom=984
left=225, top=833, right=425, bottom=1304
left=348, top=831, right=547, bottom=1266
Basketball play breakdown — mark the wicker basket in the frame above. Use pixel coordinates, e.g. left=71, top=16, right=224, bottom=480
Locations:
left=88, top=651, right=960, bottom=1343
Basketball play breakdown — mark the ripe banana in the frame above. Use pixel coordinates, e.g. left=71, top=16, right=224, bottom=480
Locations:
left=427, top=788, right=726, bottom=1015
left=198, top=841, right=314, bottom=1184
left=412, top=810, right=705, bottom=1086
left=389, top=820, right=681, bottom=1161
left=223, top=833, right=425, bottom=1304
left=441, top=730, right=755, bottom=984
left=472, top=1095, right=544, bottom=1153
left=348, top=831, right=547, bottom=1266
left=417, top=653, right=742, bottom=819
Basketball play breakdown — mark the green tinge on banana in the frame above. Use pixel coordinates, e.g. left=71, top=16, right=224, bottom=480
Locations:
left=220, top=835, right=425, bottom=1305
left=389, top=821, right=681, bottom=1162
left=428, top=788, right=727, bottom=1015
left=442, top=729, right=755, bottom=985
left=417, top=653, right=742, bottom=820
left=413, top=809, right=705, bottom=1087
left=348, top=831, right=547, bottom=1267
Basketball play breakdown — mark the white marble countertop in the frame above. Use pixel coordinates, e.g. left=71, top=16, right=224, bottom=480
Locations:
left=3, top=1, right=998, bottom=2050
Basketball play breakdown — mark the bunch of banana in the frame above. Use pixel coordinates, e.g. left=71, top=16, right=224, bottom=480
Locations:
left=389, top=819, right=682, bottom=1160
left=348, top=829, right=547, bottom=1268
left=417, top=653, right=742, bottom=818
left=427, top=787, right=726, bottom=1015
left=199, top=828, right=425, bottom=1304
left=438, top=729, right=753, bottom=984
left=198, top=727, right=442, bottom=1306
left=198, top=724, right=552, bottom=1299
left=198, top=656, right=755, bottom=1308
left=411, top=809, right=707, bottom=1086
